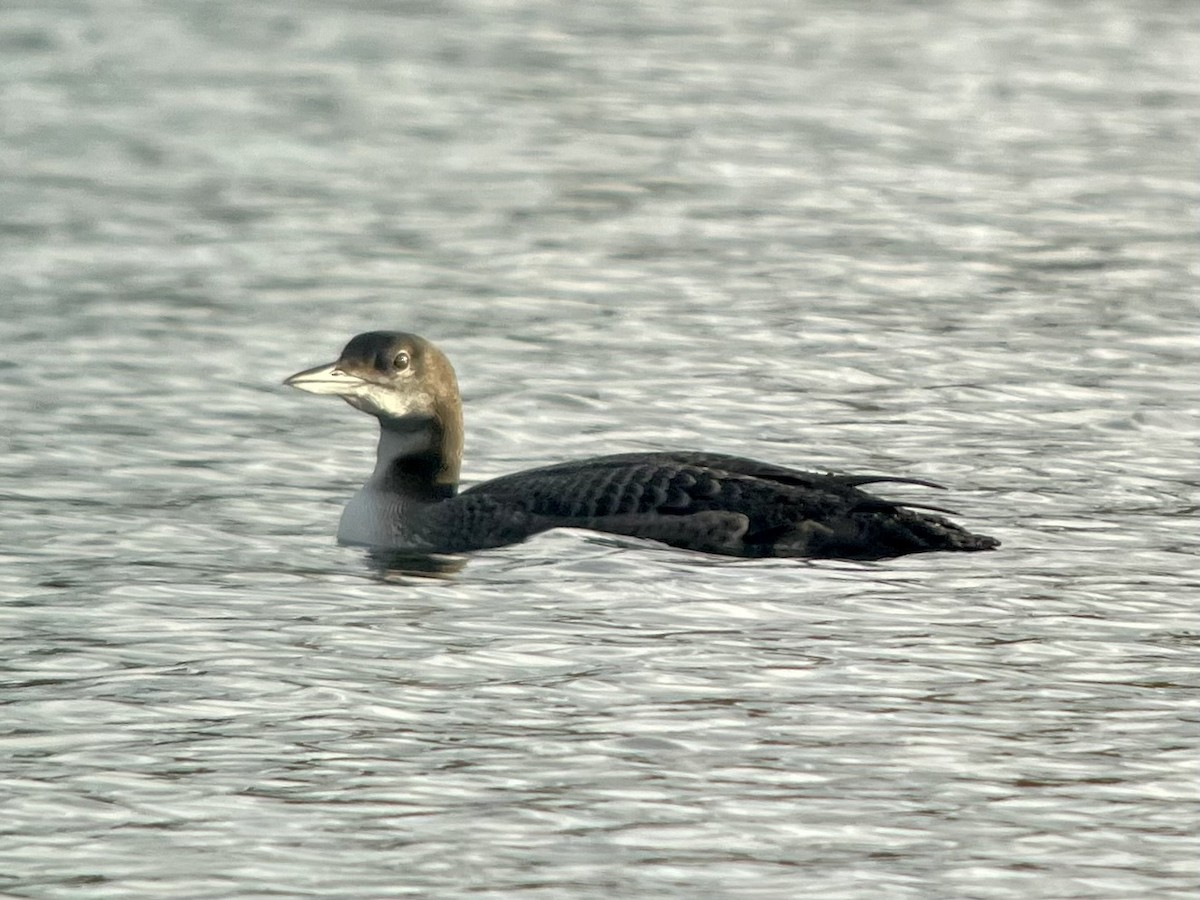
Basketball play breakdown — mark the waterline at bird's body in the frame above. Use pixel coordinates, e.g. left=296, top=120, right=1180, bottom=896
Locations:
left=284, top=331, right=1000, bottom=560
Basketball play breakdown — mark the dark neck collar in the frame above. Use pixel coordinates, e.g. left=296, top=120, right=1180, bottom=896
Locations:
left=374, top=413, right=461, bottom=502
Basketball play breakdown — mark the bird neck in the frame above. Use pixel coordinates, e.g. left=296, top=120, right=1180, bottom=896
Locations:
left=372, top=409, right=462, bottom=501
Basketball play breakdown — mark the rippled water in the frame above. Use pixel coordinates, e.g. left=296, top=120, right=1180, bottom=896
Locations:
left=2, top=1, right=1198, bottom=897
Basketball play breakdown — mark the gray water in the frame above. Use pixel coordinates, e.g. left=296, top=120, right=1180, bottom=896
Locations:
left=2, top=1, right=1198, bottom=898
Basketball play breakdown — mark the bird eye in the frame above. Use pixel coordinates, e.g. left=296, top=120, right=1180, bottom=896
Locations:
left=392, top=351, right=410, bottom=371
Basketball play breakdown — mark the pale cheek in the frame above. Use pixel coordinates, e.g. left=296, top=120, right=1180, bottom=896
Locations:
left=359, top=385, right=433, bottom=418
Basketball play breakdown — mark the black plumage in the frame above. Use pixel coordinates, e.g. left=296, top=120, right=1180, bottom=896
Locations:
left=285, top=332, right=1000, bottom=560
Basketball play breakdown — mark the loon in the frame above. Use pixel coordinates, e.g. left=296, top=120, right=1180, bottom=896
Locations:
left=284, top=331, right=1000, bottom=560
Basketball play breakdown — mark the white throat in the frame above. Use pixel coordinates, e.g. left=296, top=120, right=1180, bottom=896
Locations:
left=336, top=422, right=434, bottom=547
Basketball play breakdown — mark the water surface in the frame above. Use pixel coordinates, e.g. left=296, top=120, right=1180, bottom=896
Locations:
left=1, top=1, right=1197, bottom=898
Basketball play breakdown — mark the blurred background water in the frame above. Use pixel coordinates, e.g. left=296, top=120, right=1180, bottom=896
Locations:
left=1, top=1, right=1198, bottom=898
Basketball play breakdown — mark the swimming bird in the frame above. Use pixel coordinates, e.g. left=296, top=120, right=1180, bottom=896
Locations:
left=284, top=331, right=999, bottom=560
